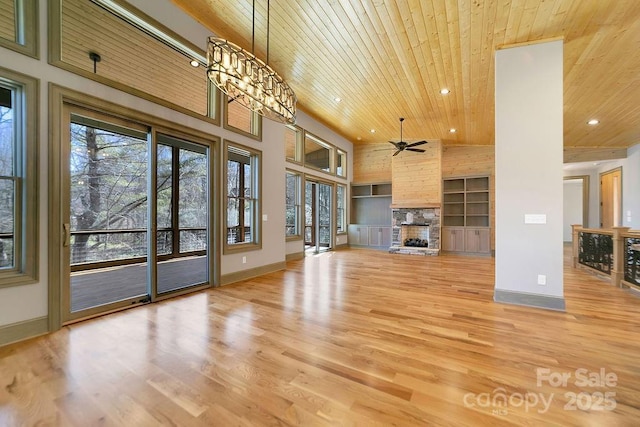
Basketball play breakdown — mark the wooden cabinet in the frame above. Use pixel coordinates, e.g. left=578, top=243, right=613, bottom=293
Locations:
left=442, top=176, right=491, bottom=254
left=349, top=182, right=392, bottom=249
left=348, top=225, right=369, bottom=246
left=442, top=227, right=465, bottom=252
left=368, top=226, right=392, bottom=247
left=464, top=228, right=490, bottom=254
left=348, top=225, right=391, bottom=248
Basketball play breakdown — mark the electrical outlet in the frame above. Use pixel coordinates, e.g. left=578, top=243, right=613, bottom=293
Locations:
left=242, top=256, right=246, bottom=264
left=537, top=274, right=546, bottom=285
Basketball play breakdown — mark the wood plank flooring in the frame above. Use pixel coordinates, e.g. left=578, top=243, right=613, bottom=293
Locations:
left=1, top=247, right=640, bottom=426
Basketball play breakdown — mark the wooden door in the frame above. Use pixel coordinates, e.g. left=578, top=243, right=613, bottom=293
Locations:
left=600, top=168, right=622, bottom=228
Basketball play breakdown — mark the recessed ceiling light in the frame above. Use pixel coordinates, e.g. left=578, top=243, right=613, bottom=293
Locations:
left=334, top=97, right=341, bottom=102
left=440, top=88, right=450, bottom=95
left=370, top=129, right=375, bottom=133
left=357, top=137, right=362, bottom=141
left=587, top=119, right=599, bottom=125
left=190, top=59, right=200, bottom=67
left=449, top=128, right=457, bottom=133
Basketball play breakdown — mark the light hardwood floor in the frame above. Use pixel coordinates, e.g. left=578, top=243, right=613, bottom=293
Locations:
left=1, top=247, right=640, bottom=426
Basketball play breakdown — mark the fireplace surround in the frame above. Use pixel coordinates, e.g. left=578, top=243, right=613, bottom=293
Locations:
left=389, top=207, right=440, bottom=255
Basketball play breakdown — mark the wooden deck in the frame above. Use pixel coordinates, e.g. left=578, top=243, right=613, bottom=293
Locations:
left=1, top=247, right=640, bottom=425
left=71, top=256, right=208, bottom=312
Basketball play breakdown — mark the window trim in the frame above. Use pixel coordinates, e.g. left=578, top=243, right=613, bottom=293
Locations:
left=336, top=183, right=347, bottom=235
left=222, top=95, right=262, bottom=141
left=285, top=124, right=304, bottom=165
left=48, top=0, right=219, bottom=125
left=303, top=131, right=335, bottom=175
left=0, top=0, right=39, bottom=58
left=285, top=169, right=303, bottom=241
left=0, top=67, right=39, bottom=288
left=223, top=140, right=262, bottom=254
left=336, top=148, right=347, bottom=178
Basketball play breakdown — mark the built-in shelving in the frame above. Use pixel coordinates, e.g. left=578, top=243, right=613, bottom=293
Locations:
left=442, top=176, right=490, bottom=253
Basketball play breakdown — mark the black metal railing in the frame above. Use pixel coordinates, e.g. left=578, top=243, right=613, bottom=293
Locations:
left=226, top=226, right=251, bottom=244
left=70, top=227, right=206, bottom=271
left=624, top=237, right=640, bottom=287
left=578, top=231, right=613, bottom=274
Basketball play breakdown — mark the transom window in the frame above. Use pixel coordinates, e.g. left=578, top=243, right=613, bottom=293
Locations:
left=224, top=97, right=262, bottom=140
left=304, top=133, right=333, bottom=173
left=285, top=125, right=303, bottom=163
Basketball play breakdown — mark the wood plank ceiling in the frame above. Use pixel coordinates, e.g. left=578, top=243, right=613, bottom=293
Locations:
left=171, top=0, right=640, bottom=149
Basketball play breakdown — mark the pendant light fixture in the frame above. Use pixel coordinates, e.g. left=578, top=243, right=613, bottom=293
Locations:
left=207, top=0, right=296, bottom=124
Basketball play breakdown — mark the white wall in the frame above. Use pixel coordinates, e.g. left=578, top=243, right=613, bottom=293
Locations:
left=495, top=40, right=564, bottom=301
left=563, top=142, right=640, bottom=230
left=563, top=180, right=583, bottom=241
left=0, top=0, right=353, bottom=328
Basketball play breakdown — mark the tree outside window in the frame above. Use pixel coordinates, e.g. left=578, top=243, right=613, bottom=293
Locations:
left=285, top=171, right=301, bottom=238
left=225, top=143, right=261, bottom=252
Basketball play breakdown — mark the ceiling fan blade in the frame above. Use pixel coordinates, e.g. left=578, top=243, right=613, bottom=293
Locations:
left=389, top=141, right=399, bottom=147
left=406, top=148, right=426, bottom=153
left=406, top=140, right=428, bottom=148
left=392, top=149, right=402, bottom=156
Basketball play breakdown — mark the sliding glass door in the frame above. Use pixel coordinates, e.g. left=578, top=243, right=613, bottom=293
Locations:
left=156, top=135, right=208, bottom=295
left=62, top=107, right=213, bottom=323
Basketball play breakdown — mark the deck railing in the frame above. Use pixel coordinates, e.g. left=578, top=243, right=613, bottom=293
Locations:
left=572, top=225, right=640, bottom=290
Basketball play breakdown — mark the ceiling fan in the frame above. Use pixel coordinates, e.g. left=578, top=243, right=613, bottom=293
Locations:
left=389, top=117, right=428, bottom=156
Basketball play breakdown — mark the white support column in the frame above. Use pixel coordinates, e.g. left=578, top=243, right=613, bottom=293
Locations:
left=494, top=40, right=565, bottom=311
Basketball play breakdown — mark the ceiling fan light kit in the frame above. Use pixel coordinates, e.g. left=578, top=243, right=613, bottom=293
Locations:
left=389, top=117, right=428, bottom=156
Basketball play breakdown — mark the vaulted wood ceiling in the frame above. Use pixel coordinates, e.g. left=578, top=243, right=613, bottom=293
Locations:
left=171, top=0, right=640, bottom=149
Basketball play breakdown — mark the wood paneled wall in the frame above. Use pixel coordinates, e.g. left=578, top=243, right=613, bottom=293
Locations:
left=0, top=0, right=16, bottom=42
left=442, top=145, right=495, bottom=249
left=57, top=0, right=208, bottom=116
left=391, top=141, right=442, bottom=207
left=353, top=143, right=392, bottom=183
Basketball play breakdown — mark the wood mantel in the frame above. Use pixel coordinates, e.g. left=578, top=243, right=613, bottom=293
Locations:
left=390, top=203, right=441, bottom=209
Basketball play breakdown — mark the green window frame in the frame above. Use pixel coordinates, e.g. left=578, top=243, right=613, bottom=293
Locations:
left=0, top=67, right=38, bottom=288
left=285, top=170, right=302, bottom=239
left=223, top=96, right=262, bottom=141
left=336, top=184, right=346, bottom=234
left=224, top=141, right=262, bottom=253
left=285, top=125, right=303, bottom=163
left=0, top=0, right=38, bottom=58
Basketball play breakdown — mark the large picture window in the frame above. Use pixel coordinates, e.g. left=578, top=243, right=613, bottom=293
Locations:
left=225, top=142, right=261, bottom=252
left=285, top=171, right=302, bottom=238
left=0, top=69, right=38, bottom=287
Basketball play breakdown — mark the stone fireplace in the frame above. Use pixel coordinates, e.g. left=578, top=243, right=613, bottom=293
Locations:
left=389, top=207, right=440, bottom=255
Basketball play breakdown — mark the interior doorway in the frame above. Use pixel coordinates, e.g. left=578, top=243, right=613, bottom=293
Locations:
left=563, top=175, right=589, bottom=241
left=305, top=180, right=333, bottom=253
left=600, top=167, right=622, bottom=228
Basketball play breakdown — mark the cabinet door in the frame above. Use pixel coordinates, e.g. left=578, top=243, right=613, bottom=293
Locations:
left=368, top=227, right=381, bottom=246
left=348, top=225, right=369, bottom=246
left=380, top=227, right=392, bottom=247
left=442, top=227, right=464, bottom=251
left=465, top=228, right=490, bottom=253
left=367, top=226, right=391, bottom=246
